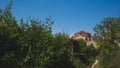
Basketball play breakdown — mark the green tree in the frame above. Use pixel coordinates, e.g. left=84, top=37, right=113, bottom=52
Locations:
left=94, top=17, right=120, bottom=68
left=18, top=17, right=54, bottom=68
left=44, top=33, right=75, bottom=68
left=0, top=1, right=22, bottom=67
left=0, top=2, right=75, bottom=68
left=94, top=17, right=120, bottom=42
left=0, top=2, right=54, bottom=67
left=72, top=39, right=98, bottom=68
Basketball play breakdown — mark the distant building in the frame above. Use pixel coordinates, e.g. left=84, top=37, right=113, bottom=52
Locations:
left=72, top=30, right=96, bottom=47
left=73, top=30, right=91, bottom=41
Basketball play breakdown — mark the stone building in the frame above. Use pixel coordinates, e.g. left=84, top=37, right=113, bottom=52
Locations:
left=73, top=30, right=91, bottom=42
left=72, top=30, right=96, bottom=47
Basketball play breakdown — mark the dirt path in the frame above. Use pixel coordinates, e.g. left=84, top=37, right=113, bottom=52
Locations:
left=91, top=59, right=99, bottom=68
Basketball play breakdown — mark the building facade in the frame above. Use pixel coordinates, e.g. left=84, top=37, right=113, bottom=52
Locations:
left=72, top=30, right=96, bottom=47
left=73, top=30, right=91, bottom=42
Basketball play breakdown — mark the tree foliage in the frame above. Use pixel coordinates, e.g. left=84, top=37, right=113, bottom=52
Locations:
left=72, top=39, right=99, bottom=68
left=94, top=17, right=120, bottom=68
left=2, top=2, right=120, bottom=68
left=94, top=17, right=120, bottom=42
left=0, top=2, right=75, bottom=68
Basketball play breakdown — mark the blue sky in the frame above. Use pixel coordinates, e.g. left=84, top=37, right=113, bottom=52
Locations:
left=0, top=0, right=120, bottom=36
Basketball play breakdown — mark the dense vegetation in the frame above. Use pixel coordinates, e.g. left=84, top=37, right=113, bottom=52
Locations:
left=0, top=2, right=120, bottom=68
left=93, top=17, right=120, bottom=68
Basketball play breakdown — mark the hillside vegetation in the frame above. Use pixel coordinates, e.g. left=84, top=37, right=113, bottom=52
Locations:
left=0, top=2, right=120, bottom=68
